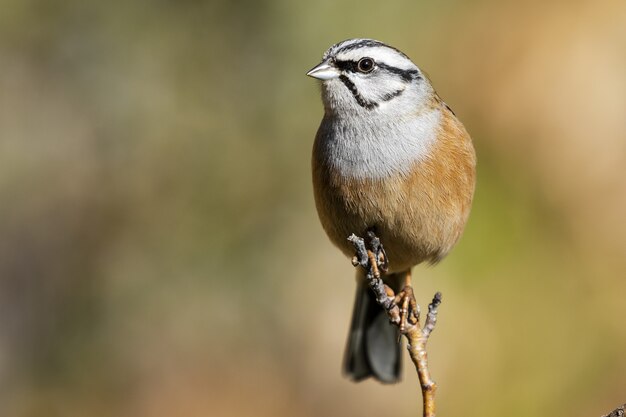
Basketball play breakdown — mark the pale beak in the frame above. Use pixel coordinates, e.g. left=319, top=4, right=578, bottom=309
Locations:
left=306, top=61, right=340, bottom=80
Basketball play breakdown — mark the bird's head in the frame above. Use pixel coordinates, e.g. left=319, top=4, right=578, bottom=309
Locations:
left=307, top=39, right=435, bottom=117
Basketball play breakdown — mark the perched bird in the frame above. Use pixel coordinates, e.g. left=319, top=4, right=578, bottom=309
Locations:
left=308, top=39, right=476, bottom=383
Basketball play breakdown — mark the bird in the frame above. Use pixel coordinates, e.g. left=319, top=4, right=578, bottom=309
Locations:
left=307, top=39, right=476, bottom=383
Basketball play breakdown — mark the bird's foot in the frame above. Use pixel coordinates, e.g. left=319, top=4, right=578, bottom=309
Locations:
left=348, top=231, right=442, bottom=417
left=349, top=230, right=388, bottom=278
left=365, top=230, right=389, bottom=274
left=393, top=284, right=420, bottom=332
left=348, top=231, right=394, bottom=311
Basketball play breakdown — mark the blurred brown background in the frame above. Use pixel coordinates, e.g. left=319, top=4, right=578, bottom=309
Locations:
left=1, top=1, right=625, bottom=416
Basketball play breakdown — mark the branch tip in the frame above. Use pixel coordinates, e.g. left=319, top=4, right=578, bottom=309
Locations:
left=432, top=291, right=442, bottom=306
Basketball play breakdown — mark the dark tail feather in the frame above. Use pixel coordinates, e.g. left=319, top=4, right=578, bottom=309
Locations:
left=343, top=273, right=402, bottom=383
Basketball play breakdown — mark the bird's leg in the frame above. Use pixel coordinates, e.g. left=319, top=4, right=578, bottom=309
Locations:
left=393, top=270, right=420, bottom=332
left=348, top=232, right=396, bottom=314
left=349, top=231, right=442, bottom=417
left=366, top=230, right=389, bottom=274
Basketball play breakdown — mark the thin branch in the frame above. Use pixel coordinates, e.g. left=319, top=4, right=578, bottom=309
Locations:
left=350, top=233, right=624, bottom=417
left=348, top=232, right=442, bottom=417
left=602, top=404, right=625, bottom=417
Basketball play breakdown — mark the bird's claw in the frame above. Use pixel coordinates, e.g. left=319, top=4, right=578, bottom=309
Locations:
left=348, top=231, right=388, bottom=279
left=394, top=285, right=420, bottom=332
left=348, top=232, right=394, bottom=310
left=348, top=234, right=369, bottom=269
left=366, top=230, right=388, bottom=273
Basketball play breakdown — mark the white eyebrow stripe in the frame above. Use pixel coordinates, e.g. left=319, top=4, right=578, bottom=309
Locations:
left=335, top=47, right=416, bottom=71
left=323, top=39, right=372, bottom=59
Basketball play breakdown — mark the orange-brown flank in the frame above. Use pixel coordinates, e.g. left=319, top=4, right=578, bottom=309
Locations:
left=312, top=103, right=476, bottom=272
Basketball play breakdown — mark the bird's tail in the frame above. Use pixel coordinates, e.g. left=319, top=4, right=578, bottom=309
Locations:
left=343, top=270, right=403, bottom=383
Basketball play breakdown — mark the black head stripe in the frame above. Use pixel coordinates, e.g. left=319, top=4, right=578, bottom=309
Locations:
left=338, top=75, right=407, bottom=109
left=339, top=75, right=377, bottom=110
left=334, top=59, right=420, bottom=83
left=335, top=40, right=410, bottom=59
left=381, top=88, right=405, bottom=102
left=334, top=59, right=359, bottom=73
left=377, top=62, right=421, bottom=82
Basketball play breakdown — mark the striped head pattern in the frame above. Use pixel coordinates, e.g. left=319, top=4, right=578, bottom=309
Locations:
left=307, top=39, right=435, bottom=116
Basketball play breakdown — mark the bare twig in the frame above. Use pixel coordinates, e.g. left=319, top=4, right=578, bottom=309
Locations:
left=348, top=232, right=442, bottom=417
left=602, top=404, right=625, bottom=417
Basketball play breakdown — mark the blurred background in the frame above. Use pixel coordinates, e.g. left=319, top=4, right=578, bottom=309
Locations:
left=1, top=0, right=625, bottom=416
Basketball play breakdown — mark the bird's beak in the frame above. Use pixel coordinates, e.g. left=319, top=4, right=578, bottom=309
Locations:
left=306, top=61, right=340, bottom=80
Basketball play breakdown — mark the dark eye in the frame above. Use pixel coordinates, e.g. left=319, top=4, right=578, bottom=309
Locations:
left=357, top=57, right=375, bottom=73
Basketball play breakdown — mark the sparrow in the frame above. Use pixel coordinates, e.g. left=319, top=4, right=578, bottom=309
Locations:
left=307, top=39, right=476, bottom=383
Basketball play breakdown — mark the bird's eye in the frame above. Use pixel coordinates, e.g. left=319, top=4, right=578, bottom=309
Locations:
left=357, top=58, right=375, bottom=73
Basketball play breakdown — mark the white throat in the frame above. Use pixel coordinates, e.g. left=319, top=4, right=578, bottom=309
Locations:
left=319, top=108, right=441, bottom=180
